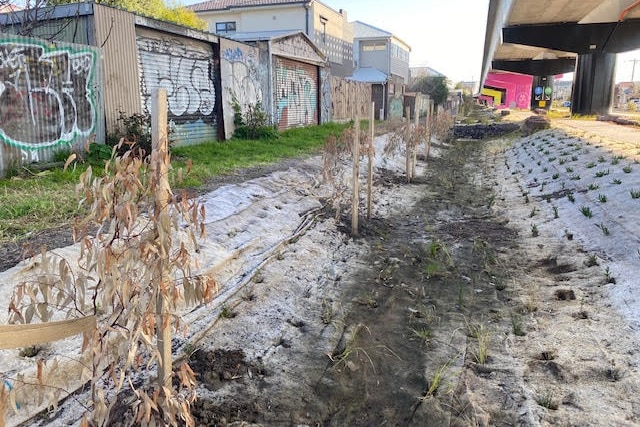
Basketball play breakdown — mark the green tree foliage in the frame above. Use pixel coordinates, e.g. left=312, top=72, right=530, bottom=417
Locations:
left=48, top=0, right=206, bottom=30
left=410, top=76, right=450, bottom=108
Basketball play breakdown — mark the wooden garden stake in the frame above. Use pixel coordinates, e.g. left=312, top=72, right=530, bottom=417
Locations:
left=413, top=109, right=419, bottom=178
left=367, top=102, right=375, bottom=220
left=352, top=114, right=360, bottom=236
left=151, top=88, right=172, bottom=388
left=405, top=106, right=412, bottom=182
left=426, top=99, right=433, bottom=160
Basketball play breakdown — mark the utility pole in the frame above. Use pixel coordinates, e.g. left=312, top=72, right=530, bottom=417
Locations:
left=627, top=58, right=640, bottom=82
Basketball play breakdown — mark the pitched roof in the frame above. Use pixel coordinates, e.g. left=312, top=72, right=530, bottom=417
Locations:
left=225, top=29, right=301, bottom=42
left=353, top=20, right=392, bottom=39
left=189, top=0, right=309, bottom=12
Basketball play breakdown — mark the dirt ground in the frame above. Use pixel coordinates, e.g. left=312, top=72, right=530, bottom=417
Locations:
left=5, top=116, right=640, bottom=426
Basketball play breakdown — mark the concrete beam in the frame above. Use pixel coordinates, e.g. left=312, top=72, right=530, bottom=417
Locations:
left=492, top=58, right=576, bottom=75
left=503, top=19, right=640, bottom=54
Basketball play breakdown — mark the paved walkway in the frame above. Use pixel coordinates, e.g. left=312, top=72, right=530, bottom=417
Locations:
left=555, top=118, right=640, bottom=147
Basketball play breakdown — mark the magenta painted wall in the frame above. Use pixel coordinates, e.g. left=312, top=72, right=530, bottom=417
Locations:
left=479, top=95, right=494, bottom=105
left=485, top=72, right=533, bottom=109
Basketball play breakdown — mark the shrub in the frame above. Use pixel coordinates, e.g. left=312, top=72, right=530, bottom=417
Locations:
left=232, top=100, right=279, bottom=140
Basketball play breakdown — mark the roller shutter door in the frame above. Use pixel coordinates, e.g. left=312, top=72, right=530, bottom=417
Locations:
left=136, top=29, right=219, bottom=145
left=273, top=57, right=319, bottom=130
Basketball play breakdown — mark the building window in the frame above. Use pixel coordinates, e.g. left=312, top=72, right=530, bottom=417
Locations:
left=216, top=21, right=236, bottom=33
left=319, top=15, right=328, bottom=43
left=363, top=42, right=386, bottom=51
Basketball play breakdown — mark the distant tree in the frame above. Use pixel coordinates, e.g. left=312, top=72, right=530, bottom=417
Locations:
left=410, top=76, right=450, bottom=108
left=45, top=0, right=207, bottom=30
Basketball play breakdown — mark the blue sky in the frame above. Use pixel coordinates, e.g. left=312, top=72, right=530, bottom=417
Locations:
left=181, top=0, right=490, bottom=83
left=318, top=0, right=490, bottom=83
left=181, top=0, right=640, bottom=83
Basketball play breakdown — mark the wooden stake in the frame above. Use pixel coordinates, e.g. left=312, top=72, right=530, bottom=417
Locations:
left=367, top=102, right=374, bottom=220
left=0, top=316, right=96, bottom=350
left=413, top=109, right=418, bottom=178
left=352, top=115, right=360, bottom=236
left=426, top=99, right=432, bottom=160
left=151, top=88, right=172, bottom=388
left=405, top=106, right=412, bottom=183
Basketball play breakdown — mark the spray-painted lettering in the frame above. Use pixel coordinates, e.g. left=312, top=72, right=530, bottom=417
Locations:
left=137, top=35, right=216, bottom=124
left=0, top=40, right=96, bottom=149
left=222, top=46, right=263, bottom=110
left=274, top=59, right=318, bottom=129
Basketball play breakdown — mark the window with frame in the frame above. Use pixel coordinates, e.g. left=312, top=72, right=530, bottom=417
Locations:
left=216, top=21, right=237, bottom=33
left=362, top=42, right=386, bottom=52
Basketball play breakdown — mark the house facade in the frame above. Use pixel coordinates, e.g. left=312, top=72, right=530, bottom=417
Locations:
left=189, top=0, right=354, bottom=78
left=350, top=21, right=411, bottom=120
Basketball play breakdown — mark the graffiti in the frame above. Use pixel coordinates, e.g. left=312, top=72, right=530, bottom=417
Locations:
left=388, top=94, right=404, bottom=120
left=222, top=46, right=263, bottom=110
left=0, top=39, right=97, bottom=149
left=274, top=59, right=317, bottom=129
left=137, top=35, right=216, bottom=124
left=320, top=68, right=331, bottom=123
left=329, top=76, right=371, bottom=121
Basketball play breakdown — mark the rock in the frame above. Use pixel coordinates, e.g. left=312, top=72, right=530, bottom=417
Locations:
left=521, top=115, right=550, bottom=135
left=453, top=122, right=520, bottom=140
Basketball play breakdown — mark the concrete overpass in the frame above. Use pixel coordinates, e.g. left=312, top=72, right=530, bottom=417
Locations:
left=482, top=0, right=640, bottom=115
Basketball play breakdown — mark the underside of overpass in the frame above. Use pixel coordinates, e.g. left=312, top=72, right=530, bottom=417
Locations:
left=482, top=0, right=640, bottom=115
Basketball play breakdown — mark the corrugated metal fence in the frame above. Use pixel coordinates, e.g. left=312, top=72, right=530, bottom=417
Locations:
left=0, top=34, right=103, bottom=176
left=136, top=28, right=219, bottom=145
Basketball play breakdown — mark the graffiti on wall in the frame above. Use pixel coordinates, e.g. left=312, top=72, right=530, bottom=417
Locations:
left=137, top=35, right=216, bottom=124
left=329, top=76, right=371, bottom=121
left=222, top=46, right=263, bottom=110
left=0, top=39, right=97, bottom=149
left=388, top=94, right=404, bottom=120
left=274, top=59, right=317, bottom=129
left=320, top=68, right=331, bottom=123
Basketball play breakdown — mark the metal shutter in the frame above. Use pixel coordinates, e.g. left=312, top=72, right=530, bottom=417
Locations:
left=273, top=57, right=319, bottom=130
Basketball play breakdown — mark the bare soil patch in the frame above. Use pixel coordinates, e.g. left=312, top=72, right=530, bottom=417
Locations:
left=7, top=122, right=640, bottom=426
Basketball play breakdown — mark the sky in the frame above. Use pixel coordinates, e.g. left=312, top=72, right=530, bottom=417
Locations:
left=181, top=0, right=490, bottom=83
left=318, top=0, right=490, bottom=83
left=180, top=0, right=640, bottom=84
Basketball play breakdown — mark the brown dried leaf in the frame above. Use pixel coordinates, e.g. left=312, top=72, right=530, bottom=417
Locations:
left=63, top=153, right=77, bottom=171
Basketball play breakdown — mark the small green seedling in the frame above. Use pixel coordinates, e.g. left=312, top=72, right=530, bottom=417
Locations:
left=597, top=223, right=610, bottom=236
left=531, top=224, right=539, bottom=237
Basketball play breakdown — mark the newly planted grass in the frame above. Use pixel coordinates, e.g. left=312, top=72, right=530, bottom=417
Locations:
left=580, top=206, right=593, bottom=218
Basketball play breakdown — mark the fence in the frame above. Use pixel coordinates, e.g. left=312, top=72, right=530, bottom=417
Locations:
left=0, top=34, right=104, bottom=177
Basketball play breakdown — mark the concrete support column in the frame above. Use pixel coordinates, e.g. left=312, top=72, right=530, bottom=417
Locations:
left=571, top=52, right=616, bottom=116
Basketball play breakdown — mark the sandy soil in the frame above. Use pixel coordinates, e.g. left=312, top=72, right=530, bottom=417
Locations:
left=3, top=115, right=640, bottom=426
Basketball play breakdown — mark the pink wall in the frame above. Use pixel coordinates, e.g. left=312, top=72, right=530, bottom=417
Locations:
left=479, top=95, right=494, bottom=106
left=485, top=72, right=533, bottom=109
